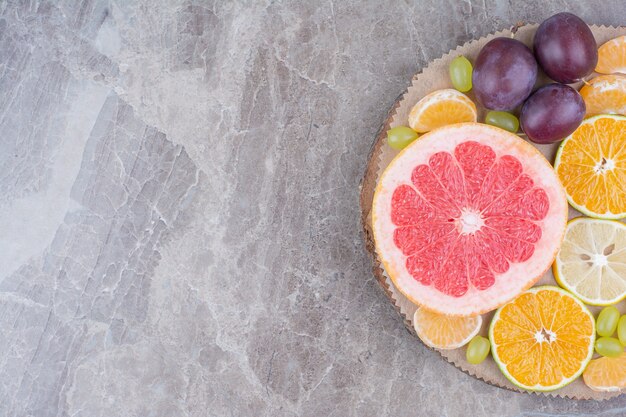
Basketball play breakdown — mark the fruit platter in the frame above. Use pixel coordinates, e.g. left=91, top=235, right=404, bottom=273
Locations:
left=360, top=13, right=626, bottom=399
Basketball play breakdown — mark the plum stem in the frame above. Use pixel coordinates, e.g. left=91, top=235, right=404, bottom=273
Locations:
left=510, top=21, right=525, bottom=37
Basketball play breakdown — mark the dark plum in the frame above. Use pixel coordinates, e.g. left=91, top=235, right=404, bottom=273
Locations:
left=472, top=38, right=538, bottom=111
left=520, top=84, right=585, bottom=144
left=534, top=12, right=597, bottom=84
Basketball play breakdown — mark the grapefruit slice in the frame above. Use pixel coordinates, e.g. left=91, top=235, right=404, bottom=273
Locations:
left=372, top=123, right=568, bottom=316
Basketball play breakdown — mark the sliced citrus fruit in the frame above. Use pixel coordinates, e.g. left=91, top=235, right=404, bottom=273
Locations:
left=489, top=286, right=596, bottom=392
left=372, top=123, right=568, bottom=316
left=583, top=352, right=626, bottom=392
left=408, top=89, right=477, bottom=133
left=579, top=75, right=626, bottom=116
left=554, top=114, right=626, bottom=219
left=596, top=36, right=626, bottom=75
left=413, top=308, right=481, bottom=350
left=554, top=217, right=626, bottom=306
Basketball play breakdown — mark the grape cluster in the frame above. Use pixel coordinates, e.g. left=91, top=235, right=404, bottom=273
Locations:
left=595, top=306, right=626, bottom=358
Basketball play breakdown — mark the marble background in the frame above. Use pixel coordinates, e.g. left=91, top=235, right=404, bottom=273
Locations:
left=0, top=1, right=624, bottom=416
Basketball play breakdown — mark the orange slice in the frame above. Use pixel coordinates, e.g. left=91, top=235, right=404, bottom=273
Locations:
left=554, top=115, right=626, bottom=219
left=596, top=35, right=626, bottom=75
left=579, top=75, right=626, bottom=116
left=408, top=89, right=477, bottom=133
left=583, top=352, right=626, bottom=392
left=489, top=286, right=595, bottom=391
left=413, top=308, right=481, bottom=350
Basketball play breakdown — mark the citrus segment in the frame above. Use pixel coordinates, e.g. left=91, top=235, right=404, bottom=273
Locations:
left=579, top=75, right=626, bottom=116
left=596, top=36, right=626, bottom=75
left=373, top=123, right=568, bottom=316
left=489, top=286, right=595, bottom=391
left=554, top=115, right=626, bottom=219
left=554, top=218, right=626, bottom=305
left=408, top=89, right=477, bottom=133
left=413, top=308, right=481, bottom=350
left=583, top=353, right=626, bottom=392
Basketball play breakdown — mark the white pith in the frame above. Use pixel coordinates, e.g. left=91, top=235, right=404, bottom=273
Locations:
left=593, top=157, right=615, bottom=174
left=534, top=328, right=557, bottom=344
left=457, top=208, right=484, bottom=235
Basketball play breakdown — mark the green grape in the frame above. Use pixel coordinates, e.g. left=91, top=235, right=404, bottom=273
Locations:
left=466, top=335, right=490, bottom=364
left=485, top=111, right=520, bottom=133
left=449, top=56, right=473, bottom=93
left=387, top=126, right=418, bottom=150
left=619, top=315, right=626, bottom=346
left=595, top=337, right=624, bottom=358
left=596, top=306, right=620, bottom=337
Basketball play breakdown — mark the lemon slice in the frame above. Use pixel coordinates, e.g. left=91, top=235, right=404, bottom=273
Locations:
left=413, top=308, right=482, bottom=350
left=554, top=217, right=626, bottom=306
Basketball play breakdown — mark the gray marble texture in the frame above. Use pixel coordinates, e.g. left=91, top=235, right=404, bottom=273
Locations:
left=0, top=1, right=625, bottom=416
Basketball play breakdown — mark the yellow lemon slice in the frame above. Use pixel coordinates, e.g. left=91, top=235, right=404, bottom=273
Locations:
left=554, top=217, right=626, bottom=306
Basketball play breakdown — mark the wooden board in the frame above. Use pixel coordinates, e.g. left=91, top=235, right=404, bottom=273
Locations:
left=359, top=23, right=626, bottom=400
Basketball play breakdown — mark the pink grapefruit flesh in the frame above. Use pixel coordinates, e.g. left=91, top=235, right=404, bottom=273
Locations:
left=372, top=123, right=568, bottom=316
